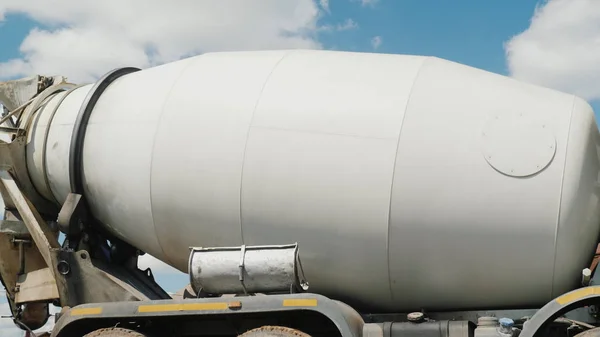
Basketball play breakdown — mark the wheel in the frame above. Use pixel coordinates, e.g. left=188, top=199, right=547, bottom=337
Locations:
left=238, top=326, right=311, bottom=337
left=83, top=327, right=147, bottom=336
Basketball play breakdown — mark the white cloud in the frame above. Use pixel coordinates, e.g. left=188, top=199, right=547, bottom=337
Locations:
left=0, top=296, right=22, bottom=337
left=351, top=0, right=379, bottom=7
left=362, top=0, right=379, bottom=6
left=0, top=0, right=327, bottom=83
left=371, top=35, right=382, bottom=50
left=138, top=254, right=182, bottom=274
left=320, top=0, right=330, bottom=13
left=337, top=18, right=359, bottom=31
left=319, top=18, right=359, bottom=32
left=0, top=320, right=23, bottom=337
left=505, top=0, right=600, bottom=101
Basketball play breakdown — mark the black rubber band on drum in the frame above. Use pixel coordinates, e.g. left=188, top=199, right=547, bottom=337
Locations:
left=69, top=67, right=140, bottom=194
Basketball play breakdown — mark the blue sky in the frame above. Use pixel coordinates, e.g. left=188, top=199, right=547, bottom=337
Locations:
left=1, top=0, right=600, bottom=334
left=320, top=0, right=537, bottom=72
left=2, top=1, right=536, bottom=73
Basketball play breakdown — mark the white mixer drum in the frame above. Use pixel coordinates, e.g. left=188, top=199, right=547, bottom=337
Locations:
left=25, top=50, right=600, bottom=312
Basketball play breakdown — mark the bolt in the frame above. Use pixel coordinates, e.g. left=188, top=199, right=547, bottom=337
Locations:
left=583, top=268, right=592, bottom=286
left=57, top=260, right=70, bottom=275
left=499, top=318, right=514, bottom=328
left=407, top=312, right=424, bottom=323
left=499, top=318, right=514, bottom=335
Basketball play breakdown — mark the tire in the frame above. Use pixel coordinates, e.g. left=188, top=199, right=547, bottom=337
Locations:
left=83, top=327, right=147, bottom=337
left=238, top=326, right=312, bottom=337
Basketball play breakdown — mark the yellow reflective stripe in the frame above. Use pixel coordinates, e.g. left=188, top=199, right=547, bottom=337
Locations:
left=71, top=307, right=103, bottom=316
left=138, top=302, right=228, bottom=313
left=283, top=299, right=318, bottom=307
left=556, top=287, right=600, bottom=305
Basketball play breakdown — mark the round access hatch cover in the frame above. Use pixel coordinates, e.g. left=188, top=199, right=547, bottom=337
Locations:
left=481, top=112, right=556, bottom=177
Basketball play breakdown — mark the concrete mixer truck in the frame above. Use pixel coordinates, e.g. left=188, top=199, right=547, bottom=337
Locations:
left=0, top=49, right=599, bottom=337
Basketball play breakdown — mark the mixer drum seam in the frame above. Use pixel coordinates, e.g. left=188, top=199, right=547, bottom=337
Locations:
left=386, top=56, right=430, bottom=304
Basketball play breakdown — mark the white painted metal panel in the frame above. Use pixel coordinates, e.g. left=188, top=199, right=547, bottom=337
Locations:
left=249, top=50, right=424, bottom=139
left=242, top=127, right=398, bottom=308
left=27, top=92, right=67, bottom=201
left=388, top=57, right=580, bottom=310
left=42, top=85, right=93, bottom=204
left=151, top=51, right=290, bottom=268
left=241, top=50, right=424, bottom=309
left=82, top=59, right=194, bottom=261
left=22, top=50, right=600, bottom=312
left=553, top=97, right=600, bottom=298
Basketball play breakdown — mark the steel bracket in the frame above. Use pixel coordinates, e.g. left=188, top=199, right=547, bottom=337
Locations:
left=57, top=193, right=87, bottom=238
